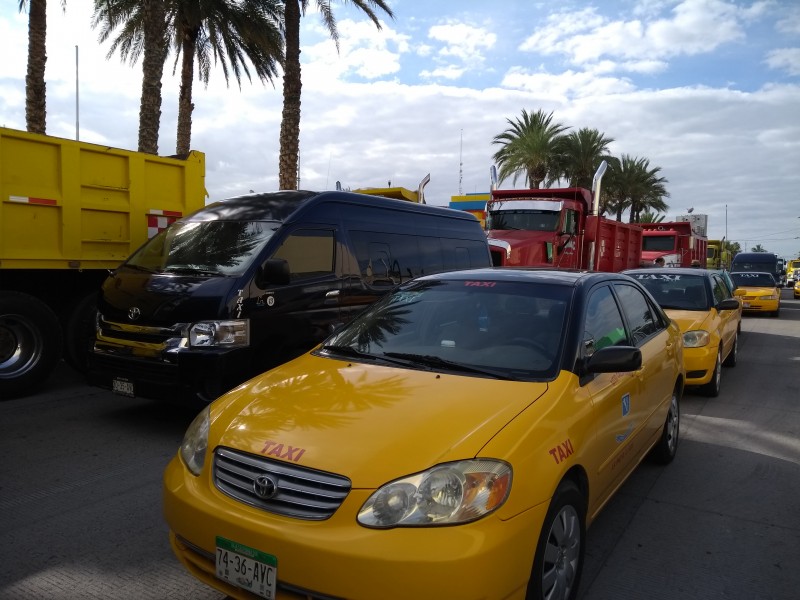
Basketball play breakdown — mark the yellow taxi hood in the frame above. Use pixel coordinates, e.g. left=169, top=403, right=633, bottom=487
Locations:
left=209, top=354, right=549, bottom=488
left=663, top=309, right=713, bottom=332
left=734, top=286, right=777, bottom=296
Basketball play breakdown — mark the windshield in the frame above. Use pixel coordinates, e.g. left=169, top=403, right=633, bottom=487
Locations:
left=126, top=220, right=279, bottom=276
left=628, top=273, right=709, bottom=310
left=486, top=210, right=560, bottom=232
left=320, top=278, right=572, bottom=381
left=730, top=272, right=776, bottom=287
left=642, top=236, right=676, bottom=252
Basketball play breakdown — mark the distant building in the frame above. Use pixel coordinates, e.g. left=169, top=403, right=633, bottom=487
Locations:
left=450, top=192, right=489, bottom=227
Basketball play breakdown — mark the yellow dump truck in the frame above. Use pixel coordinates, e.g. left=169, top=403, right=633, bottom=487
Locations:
left=0, top=127, right=206, bottom=398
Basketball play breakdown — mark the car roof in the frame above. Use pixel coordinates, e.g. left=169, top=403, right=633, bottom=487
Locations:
left=417, top=267, right=637, bottom=288
left=623, top=267, right=713, bottom=278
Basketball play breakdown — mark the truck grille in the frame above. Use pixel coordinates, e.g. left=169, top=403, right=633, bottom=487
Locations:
left=213, top=447, right=351, bottom=520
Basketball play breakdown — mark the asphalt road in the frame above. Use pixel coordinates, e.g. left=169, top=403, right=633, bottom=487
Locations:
left=1, top=289, right=798, bottom=600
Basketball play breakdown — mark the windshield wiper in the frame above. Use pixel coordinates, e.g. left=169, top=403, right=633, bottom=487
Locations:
left=162, top=266, right=220, bottom=276
left=382, top=352, right=516, bottom=380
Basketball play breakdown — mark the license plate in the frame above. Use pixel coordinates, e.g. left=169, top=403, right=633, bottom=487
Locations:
left=742, top=302, right=751, bottom=308
left=112, top=377, right=134, bottom=397
left=216, top=537, right=277, bottom=599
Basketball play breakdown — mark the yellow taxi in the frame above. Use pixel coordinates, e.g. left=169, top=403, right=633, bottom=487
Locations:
left=730, top=271, right=781, bottom=317
left=795, top=278, right=800, bottom=299
left=786, top=259, right=800, bottom=285
left=163, top=268, right=685, bottom=600
left=624, top=268, right=741, bottom=397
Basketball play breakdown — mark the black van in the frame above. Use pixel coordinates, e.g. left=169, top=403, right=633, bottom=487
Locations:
left=730, top=252, right=782, bottom=287
left=87, top=190, right=491, bottom=403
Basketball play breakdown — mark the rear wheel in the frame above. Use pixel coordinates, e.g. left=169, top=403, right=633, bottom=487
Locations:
left=722, top=333, right=737, bottom=367
left=700, top=349, right=722, bottom=397
left=650, top=386, right=680, bottom=464
left=0, top=292, right=63, bottom=399
left=527, top=480, right=586, bottom=600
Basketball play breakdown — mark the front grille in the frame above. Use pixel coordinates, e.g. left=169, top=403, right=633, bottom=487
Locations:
left=98, top=315, right=183, bottom=345
left=214, top=447, right=351, bottom=520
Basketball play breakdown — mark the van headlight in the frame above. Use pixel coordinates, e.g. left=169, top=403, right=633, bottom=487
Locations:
left=188, top=320, right=249, bottom=347
left=357, top=460, right=511, bottom=528
left=683, top=330, right=710, bottom=348
left=180, top=407, right=210, bottom=476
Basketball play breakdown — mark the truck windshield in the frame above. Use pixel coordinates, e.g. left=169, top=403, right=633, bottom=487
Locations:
left=126, top=220, right=279, bottom=276
left=486, top=210, right=560, bottom=232
left=642, top=236, right=676, bottom=252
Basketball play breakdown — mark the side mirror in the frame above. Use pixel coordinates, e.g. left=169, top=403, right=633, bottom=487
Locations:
left=584, top=346, right=642, bottom=374
left=717, top=298, right=741, bottom=311
left=256, top=258, right=290, bottom=288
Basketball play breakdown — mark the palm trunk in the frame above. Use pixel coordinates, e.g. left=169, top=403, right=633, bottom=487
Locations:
left=138, top=0, right=166, bottom=154
left=279, top=0, right=302, bottom=190
left=176, top=31, right=196, bottom=157
left=25, top=0, right=47, bottom=134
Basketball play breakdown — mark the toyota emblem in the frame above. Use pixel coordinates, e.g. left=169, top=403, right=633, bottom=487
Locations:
left=128, top=307, right=141, bottom=321
left=253, top=474, right=278, bottom=499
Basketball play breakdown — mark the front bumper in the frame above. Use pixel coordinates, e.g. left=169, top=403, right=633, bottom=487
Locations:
left=682, top=345, right=717, bottom=386
left=163, top=455, right=546, bottom=600
left=739, top=299, right=779, bottom=314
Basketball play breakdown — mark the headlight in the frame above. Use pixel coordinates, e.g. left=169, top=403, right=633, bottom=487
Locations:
left=188, top=320, right=249, bottom=347
left=357, top=459, right=511, bottom=528
left=180, top=407, right=210, bottom=476
left=759, top=294, right=778, bottom=300
left=683, top=330, right=710, bottom=347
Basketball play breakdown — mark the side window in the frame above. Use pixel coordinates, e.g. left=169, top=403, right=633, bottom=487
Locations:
left=615, top=284, right=659, bottom=344
left=584, top=286, right=628, bottom=355
left=350, top=231, right=422, bottom=287
left=711, top=276, right=729, bottom=303
left=272, top=229, right=335, bottom=280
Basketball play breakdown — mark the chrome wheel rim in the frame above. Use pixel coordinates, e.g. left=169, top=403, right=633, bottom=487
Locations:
left=542, top=504, right=581, bottom=600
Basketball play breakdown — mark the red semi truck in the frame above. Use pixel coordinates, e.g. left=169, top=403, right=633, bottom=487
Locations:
left=485, top=164, right=643, bottom=271
left=640, top=216, right=708, bottom=268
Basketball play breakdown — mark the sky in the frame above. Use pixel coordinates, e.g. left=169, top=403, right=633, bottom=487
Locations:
left=1, top=0, right=799, bottom=259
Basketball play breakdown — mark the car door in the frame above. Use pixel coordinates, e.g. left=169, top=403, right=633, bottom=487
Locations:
left=613, top=282, right=676, bottom=442
left=581, top=284, right=641, bottom=509
left=711, top=273, right=739, bottom=358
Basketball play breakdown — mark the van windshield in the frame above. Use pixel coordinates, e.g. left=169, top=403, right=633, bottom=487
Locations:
left=126, top=220, right=280, bottom=276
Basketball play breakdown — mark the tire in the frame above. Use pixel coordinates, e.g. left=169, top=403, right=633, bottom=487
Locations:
left=771, top=307, right=780, bottom=318
left=722, top=333, right=737, bottom=367
left=526, top=480, right=586, bottom=600
left=63, top=292, right=98, bottom=375
left=700, top=349, right=722, bottom=397
left=650, top=386, right=680, bottom=464
left=0, top=291, right=63, bottom=399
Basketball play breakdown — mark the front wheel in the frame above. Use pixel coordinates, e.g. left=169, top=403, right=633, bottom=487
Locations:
left=527, top=480, right=586, bottom=600
left=700, top=349, right=722, bottom=397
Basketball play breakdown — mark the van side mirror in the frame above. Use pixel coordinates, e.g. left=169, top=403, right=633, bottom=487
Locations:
left=256, top=258, right=290, bottom=288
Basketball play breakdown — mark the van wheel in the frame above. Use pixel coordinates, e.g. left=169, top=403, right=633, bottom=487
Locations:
left=0, top=292, right=63, bottom=399
left=700, top=349, right=722, bottom=397
left=63, top=292, right=98, bottom=375
left=526, top=480, right=586, bottom=600
left=650, top=386, right=680, bottom=464
left=722, top=333, right=737, bottom=367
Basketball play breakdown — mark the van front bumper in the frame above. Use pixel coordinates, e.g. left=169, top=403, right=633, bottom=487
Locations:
left=87, top=346, right=253, bottom=405
left=163, top=455, right=545, bottom=600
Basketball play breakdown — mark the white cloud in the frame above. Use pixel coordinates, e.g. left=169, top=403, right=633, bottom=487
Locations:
left=765, top=48, right=800, bottom=76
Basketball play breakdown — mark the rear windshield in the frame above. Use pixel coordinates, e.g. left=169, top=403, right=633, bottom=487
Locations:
left=126, top=220, right=280, bottom=276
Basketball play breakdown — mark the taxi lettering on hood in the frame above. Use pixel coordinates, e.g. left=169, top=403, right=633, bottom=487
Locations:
left=261, top=440, right=306, bottom=462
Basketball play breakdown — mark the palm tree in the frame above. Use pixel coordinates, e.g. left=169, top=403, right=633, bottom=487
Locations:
left=751, top=244, right=767, bottom=252
left=93, top=0, right=168, bottom=154
left=492, top=109, right=570, bottom=189
left=279, top=0, right=394, bottom=190
left=18, top=0, right=66, bottom=134
left=603, top=154, right=669, bottom=222
left=555, top=127, right=614, bottom=190
left=94, top=0, right=284, bottom=156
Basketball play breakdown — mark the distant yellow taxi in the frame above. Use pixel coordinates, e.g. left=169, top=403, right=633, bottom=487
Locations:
left=624, top=268, right=741, bottom=397
left=163, top=268, right=685, bottom=600
left=795, top=278, right=800, bottom=299
left=730, top=271, right=781, bottom=317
